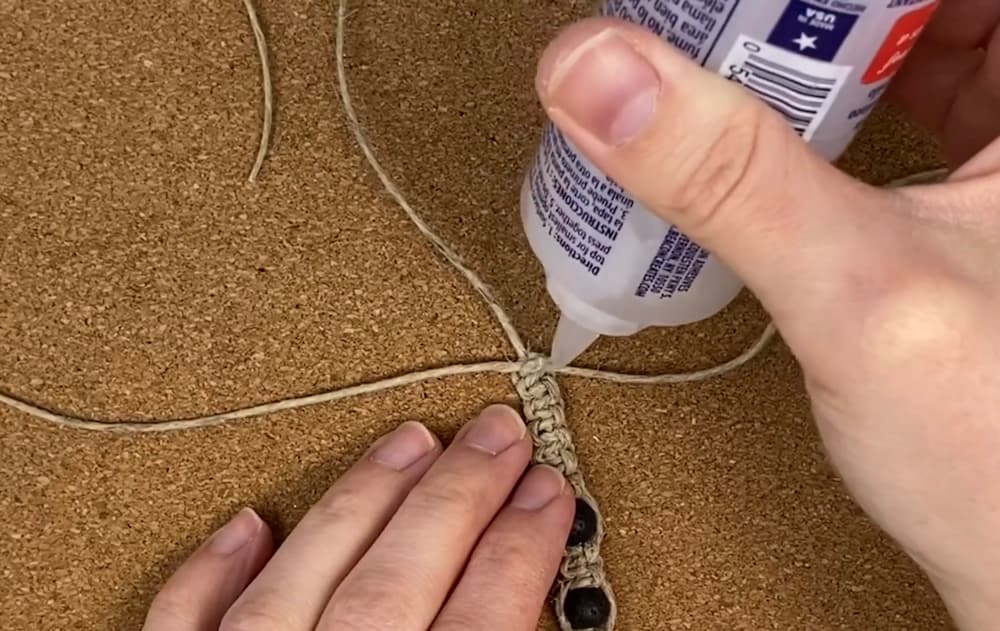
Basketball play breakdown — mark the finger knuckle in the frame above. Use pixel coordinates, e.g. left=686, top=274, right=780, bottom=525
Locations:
left=474, top=531, right=551, bottom=587
left=661, top=105, right=778, bottom=235
left=433, top=534, right=552, bottom=631
left=325, top=575, right=422, bottom=630
left=313, top=478, right=368, bottom=522
left=434, top=610, right=484, bottom=631
left=220, top=602, right=295, bottom=631
left=145, top=590, right=199, bottom=627
left=409, top=470, right=483, bottom=516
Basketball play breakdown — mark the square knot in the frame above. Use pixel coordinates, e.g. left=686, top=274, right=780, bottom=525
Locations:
left=507, top=352, right=616, bottom=631
left=514, top=354, right=563, bottom=412
left=515, top=353, right=549, bottom=380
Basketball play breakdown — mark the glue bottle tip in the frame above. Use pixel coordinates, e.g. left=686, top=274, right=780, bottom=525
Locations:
left=548, top=315, right=600, bottom=370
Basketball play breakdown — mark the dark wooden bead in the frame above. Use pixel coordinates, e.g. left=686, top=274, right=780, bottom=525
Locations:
left=567, top=498, right=598, bottom=546
left=564, top=587, right=611, bottom=629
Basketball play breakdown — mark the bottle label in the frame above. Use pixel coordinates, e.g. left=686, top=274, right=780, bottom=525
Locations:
left=862, top=1, right=940, bottom=84
left=602, top=0, right=742, bottom=66
left=766, top=0, right=861, bottom=62
left=635, top=226, right=710, bottom=299
left=719, top=35, right=853, bottom=140
left=527, top=125, right=633, bottom=277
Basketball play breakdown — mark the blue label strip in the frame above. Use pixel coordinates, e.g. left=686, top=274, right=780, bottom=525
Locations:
left=766, top=0, right=861, bottom=62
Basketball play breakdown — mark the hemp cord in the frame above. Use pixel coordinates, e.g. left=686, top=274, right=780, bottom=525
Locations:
left=243, top=0, right=272, bottom=183
left=0, top=1, right=951, bottom=628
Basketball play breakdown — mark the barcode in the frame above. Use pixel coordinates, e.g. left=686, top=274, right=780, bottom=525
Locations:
left=719, top=36, right=852, bottom=141
left=742, top=53, right=837, bottom=134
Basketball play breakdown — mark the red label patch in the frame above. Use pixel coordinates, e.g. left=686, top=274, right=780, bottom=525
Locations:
left=862, top=2, right=940, bottom=85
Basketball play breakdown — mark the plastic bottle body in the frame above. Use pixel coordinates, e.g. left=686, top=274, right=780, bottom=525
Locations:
left=521, top=127, right=745, bottom=334
left=522, top=0, right=942, bottom=365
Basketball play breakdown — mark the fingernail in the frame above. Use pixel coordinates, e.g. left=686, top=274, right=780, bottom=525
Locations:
left=371, top=421, right=437, bottom=471
left=511, top=465, right=567, bottom=511
left=463, top=404, right=526, bottom=455
left=540, top=29, right=660, bottom=146
left=209, top=507, right=262, bottom=556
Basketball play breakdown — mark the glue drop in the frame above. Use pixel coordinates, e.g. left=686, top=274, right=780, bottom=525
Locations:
left=522, top=0, right=941, bottom=368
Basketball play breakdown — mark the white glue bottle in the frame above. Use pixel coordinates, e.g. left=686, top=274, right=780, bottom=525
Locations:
left=521, top=0, right=941, bottom=368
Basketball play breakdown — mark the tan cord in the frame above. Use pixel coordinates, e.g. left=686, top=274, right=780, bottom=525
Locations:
left=0, top=328, right=782, bottom=434
left=332, top=0, right=529, bottom=359
left=0, top=1, right=952, bottom=628
left=243, top=0, right=272, bottom=182
left=0, top=361, right=519, bottom=434
left=557, top=322, right=777, bottom=385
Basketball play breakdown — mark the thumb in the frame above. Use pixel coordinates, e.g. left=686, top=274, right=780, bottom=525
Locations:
left=534, top=18, right=890, bottom=316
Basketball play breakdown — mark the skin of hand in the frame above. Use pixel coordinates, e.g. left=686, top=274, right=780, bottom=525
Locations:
left=534, top=5, right=999, bottom=630
left=141, top=405, right=574, bottom=631
left=887, top=0, right=1000, bottom=166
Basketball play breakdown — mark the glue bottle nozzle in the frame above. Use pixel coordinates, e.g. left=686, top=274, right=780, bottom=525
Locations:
left=548, top=315, right=600, bottom=370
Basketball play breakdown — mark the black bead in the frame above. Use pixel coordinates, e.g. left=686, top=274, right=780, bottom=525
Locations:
left=564, top=587, right=611, bottom=629
left=567, top=498, right=598, bottom=547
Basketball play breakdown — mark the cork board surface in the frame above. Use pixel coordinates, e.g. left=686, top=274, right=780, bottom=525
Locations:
left=0, top=1, right=956, bottom=630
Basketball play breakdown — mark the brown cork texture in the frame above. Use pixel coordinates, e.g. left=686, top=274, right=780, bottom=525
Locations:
left=0, top=1, right=955, bottom=630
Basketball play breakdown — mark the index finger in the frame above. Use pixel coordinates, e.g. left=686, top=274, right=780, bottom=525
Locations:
left=317, top=404, right=534, bottom=630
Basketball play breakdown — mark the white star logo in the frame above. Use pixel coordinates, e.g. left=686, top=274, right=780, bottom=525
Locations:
left=793, top=33, right=818, bottom=51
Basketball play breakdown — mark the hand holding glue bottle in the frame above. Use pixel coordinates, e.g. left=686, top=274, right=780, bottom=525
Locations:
left=521, top=0, right=943, bottom=368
